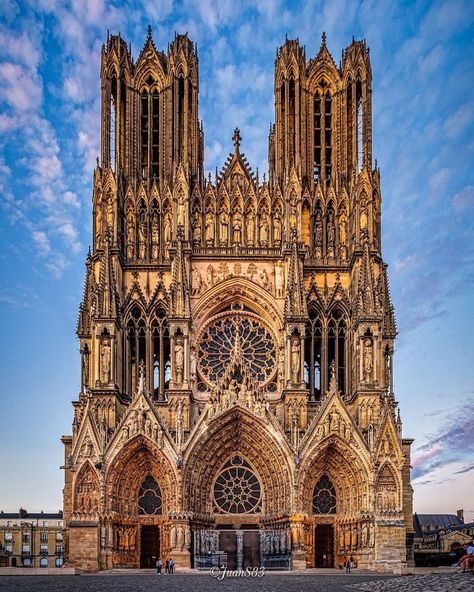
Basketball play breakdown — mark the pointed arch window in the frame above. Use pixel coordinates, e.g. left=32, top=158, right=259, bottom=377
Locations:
left=313, top=85, right=332, bottom=185
left=126, top=305, right=146, bottom=396
left=347, top=78, right=353, bottom=172
left=110, top=76, right=117, bottom=172
left=313, top=474, right=336, bottom=514
left=328, top=308, right=346, bottom=396
left=152, top=307, right=170, bottom=400
left=288, top=77, right=296, bottom=166
left=177, top=75, right=185, bottom=162
left=305, top=308, right=322, bottom=400
left=356, top=78, right=363, bottom=172
left=138, top=476, right=162, bottom=515
left=140, top=81, right=160, bottom=182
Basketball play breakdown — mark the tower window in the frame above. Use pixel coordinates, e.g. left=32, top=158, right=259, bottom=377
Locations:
left=347, top=80, right=353, bottom=173
left=356, top=78, right=363, bottom=172
left=313, top=87, right=332, bottom=185
left=325, top=93, right=332, bottom=182
left=110, top=77, right=117, bottom=172
left=313, top=93, right=321, bottom=183
left=305, top=309, right=322, bottom=400
left=178, top=76, right=185, bottom=162
left=140, top=90, right=149, bottom=179
left=151, top=90, right=159, bottom=179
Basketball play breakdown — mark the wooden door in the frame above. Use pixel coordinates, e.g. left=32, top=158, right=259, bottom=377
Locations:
left=314, top=525, right=334, bottom=568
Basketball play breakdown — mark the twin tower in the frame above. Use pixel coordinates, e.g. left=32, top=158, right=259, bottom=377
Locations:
left=63, top=29, right=413, bottom=573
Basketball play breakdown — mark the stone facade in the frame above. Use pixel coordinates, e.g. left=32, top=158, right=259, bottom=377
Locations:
left=62, top=29, right=414, bottom=572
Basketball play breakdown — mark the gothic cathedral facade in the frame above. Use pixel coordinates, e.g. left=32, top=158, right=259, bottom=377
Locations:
left=62, top=30, right=414, bottom=572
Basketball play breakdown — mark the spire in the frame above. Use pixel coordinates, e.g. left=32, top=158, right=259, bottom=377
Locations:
left=170, top=226, right=190, bottom=317
left=321, top=31, right=326, bottom=47
left=357, top=234, right=376, bottom=317
left=77, top=251, right=95, bottom=337
left=233, top=127, right=241, bottom=153
left=147, top=24, right=152, bottom=41
left=136, top=360, right=146, bottom=397
left=284, top=240, right=307, bottom=319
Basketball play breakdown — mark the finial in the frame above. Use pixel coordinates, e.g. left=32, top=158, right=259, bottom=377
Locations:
left=233, top=127, right=241, bottom=151
left=137, top=360, right=146, bottom=396
left=147, top=24, right=152, bottom=41
left=96, top=156, right=99, bottom=167
left=321, top=31, right=326, bottom=46
left=329, top=360, right=337, bottom=393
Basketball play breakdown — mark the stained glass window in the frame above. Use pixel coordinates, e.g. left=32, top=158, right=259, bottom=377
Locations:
left=213, top=456, right=262, bottom=514
left=312, top=474, right=336, bottom=514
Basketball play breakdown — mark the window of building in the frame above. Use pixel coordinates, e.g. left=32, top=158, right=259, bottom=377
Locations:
left=22, top=557, right=31, bottom=567
left=42, top=521, right=49, bottom=527
left=5, top=532, right=12, bottom=541
left=151, top=306, right=170, bottom=399
left=22, top=544, right=30, bottom=554
left=356, top=78, right=363, bottom=172
left=6, top=543, right=12, bottom=553
left=40, top=531, right=48, bottom=542
left=40, top=544, right=48, bottom=555
left=56, top=532, right=63, bottom=541
left=312, top=474, right=337, bottom=514
left=22, top=533, right=30, bottom=543
left=55, top=545, right=63, bottom=555
left=138, top=476, right=162, bottom=515
left=213, top=456, right=262, bottom=514
left=55, top=556, right=64, bottom=567
left=39, top=557, right=48, bottom=567
left=304, top=309, right=322, bottom=400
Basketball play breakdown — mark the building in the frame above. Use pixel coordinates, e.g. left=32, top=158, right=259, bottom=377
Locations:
left=0, top=509, right=64, bottom=568
left=62, top=29, right=414, bottom=572
left=413, top=511, right=474, bottom=554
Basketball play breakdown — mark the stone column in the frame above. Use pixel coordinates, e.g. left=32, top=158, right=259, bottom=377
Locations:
left=236, top=529, right=243, bottom=571
left=289, top=514, right=306, bottom=569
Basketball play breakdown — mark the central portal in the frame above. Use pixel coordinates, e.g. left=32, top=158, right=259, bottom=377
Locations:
left=218, top=530, right=261, bottom=569
left=140, top=525, right=160, bottom=568
left=314, top=525, right=334, bottom=568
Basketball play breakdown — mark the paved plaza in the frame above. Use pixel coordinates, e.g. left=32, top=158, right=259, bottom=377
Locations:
left=0, top=571, right=472, bottom=592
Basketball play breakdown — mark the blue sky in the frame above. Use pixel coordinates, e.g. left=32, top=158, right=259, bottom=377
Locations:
left=0, top=0, right=473, bottom=518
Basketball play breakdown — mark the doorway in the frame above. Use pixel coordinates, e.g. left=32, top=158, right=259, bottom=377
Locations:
left=243, top=531, right=261, bottom=568
left=219, top=531, right=237, bottom=569
left=140, top=525, right=160, bottom=568
left=314, top=524, right=334, bottom=568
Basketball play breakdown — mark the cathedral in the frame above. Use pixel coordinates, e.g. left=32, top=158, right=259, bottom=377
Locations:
left=61, top=29, right=414, bottom=572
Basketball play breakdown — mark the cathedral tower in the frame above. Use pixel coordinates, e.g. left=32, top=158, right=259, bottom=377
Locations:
left=62, top=30, right=413, bottom=573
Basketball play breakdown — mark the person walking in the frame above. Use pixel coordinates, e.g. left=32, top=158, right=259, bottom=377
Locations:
left=156, top=558, right=162, bottom=574
left=170, top=557, right=175, bottom=574
left=165, top=559, right=170, bottom=574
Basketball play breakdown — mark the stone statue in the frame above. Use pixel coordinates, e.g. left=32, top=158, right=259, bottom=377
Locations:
left=289, top=205, right=297, bottom=232
left=339, top=210, right=347, bottom=245
left=233, top=211, right=242, bottom=244
left=363, top=338, right=373, bottom=382
left=205, top=212, right=215, bottom=246
left=274, top=211, right=282, bottom=244
left=314, top=211, right=323, bottom=245
left=291, top=337, right=300, bottom=384
left=175, top=339, right=184, bottom=384
left=327, top=212, right=335, bottom=245
left=260, top=268, right=270, bottom=291
left=247, top=211, right=255, bottom=245
left=191, top=266, right=203, bottom=296
left=206, top=264, right=215, bottom=287
left=177, top=526, right=184, bottom=550
left=274, top=261, right=284, bottom=297
left=360, top=199, right=368, bottom=230
left=138, top=212, right=147, bottom=260
left=100, top=340, right=111, bottom=383
left=177, top=195, right=186, bottom=228
left=126, top=210, right=135, bottom=259
left=164, top=211, right=172, bottom=244
left=260, top=213, right=269, bottom=246
left=278, top=347, right=285, bottom=383
left=219, top=210, right=229, bottom=245
left=192, top=212, right=202, bottom=244
left=106, top=195, right=114, bottom=230
left=151, top=211, right=159, bottom=259
left=95, top=203, right=103, bottom=247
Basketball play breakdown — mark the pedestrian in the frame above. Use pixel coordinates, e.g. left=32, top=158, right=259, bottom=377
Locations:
left=170, top=557, right=175, bottom=574
left=165, top=558, right=170, bottom=574
left=156, top=558, right=162, bottom=574
left=344, top=555, right=351, bottom=573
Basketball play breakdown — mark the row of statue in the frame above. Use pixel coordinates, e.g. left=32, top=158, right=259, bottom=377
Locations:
left=337, top=521, right=375, bottom=551
left=208, top=378, right=270, bottom=418
left=261, top=529, right=291, bottom=556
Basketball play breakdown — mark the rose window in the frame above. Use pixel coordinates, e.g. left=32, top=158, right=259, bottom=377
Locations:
left=312, top=474, right=336, bottom=514
left=213, top=456, right=262, bottom=514
left=198, top=313, right=276, bottom=386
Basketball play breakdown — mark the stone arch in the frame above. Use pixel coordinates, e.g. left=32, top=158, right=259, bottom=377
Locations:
left=299, top=435, right=370, bottom=515
left=183, top=407, right=293, bottom=516
left=105, top=435, right=178, bottom=517
left=73, top=461, right=100, bottom=514
left=192, top=276, right=283, bottom=336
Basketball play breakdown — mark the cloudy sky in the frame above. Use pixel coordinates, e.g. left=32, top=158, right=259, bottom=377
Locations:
left=0, top=0, right=473, bottom=519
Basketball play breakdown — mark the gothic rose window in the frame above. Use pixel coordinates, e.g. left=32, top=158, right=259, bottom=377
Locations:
left=312, top=474, right=336, bottom=514
left=213, top=456, right=262, bottom=514
left=198, top=314, right=276, bottom=386
left=138, top=475, right=162, bottom=515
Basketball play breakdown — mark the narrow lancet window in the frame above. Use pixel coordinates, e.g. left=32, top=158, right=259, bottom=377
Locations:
left=313, top=93, right=321, bottom=183
left=356, top=78, right=363, bottom=172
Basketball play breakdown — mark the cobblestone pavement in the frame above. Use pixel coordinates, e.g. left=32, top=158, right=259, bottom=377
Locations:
left=349, top=572, right=474, bottom=591
left=0, top=572, right=472, bottom=592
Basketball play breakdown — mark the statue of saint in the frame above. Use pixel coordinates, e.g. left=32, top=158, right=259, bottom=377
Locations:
left=327, top=211, right=335, bottom=246
left=274, top=261, right=284, bottom=298
left=164, top=211, right=172, bottom=245
left=291, top=337, right=300, bottom=384
left=126, top=210, right=135, bottom=259
left=206, top=264, right=215, bottom=287
left=205, top=212, right=215, bottom=246
left=289, top=205, right=297, bottom=232
left=360, top=199, right=368, bottom=230
left=100, top=340, right=111, bottom=383
left=191, top=266, right=203, bottom=295
left=273, top=211, right=282, bottom=244
left=247, top=211, right=255, bottom=245
left=314, top=211, right=323, bottom=245
left=192, top=212, right=202, bottom=245
left=233, top=211, right=242, bottom=244
left=260, top=213, right=269, bottom=246
left=363, top=338, right=373, bottom=382
left=177, top=195, right=186, bottom=228
left=95, top=203, right=103, bottom=247
left=106, top=196, right=114, bottom=230
left=151, top=211, right=159, bottom=259
left=175, top=339, right=184, bottom=384
left=339, top=211, right=347, bottom=245
left=219, top=210, right=229, bottom=245
left=138, top=212, right=147, bottom=259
